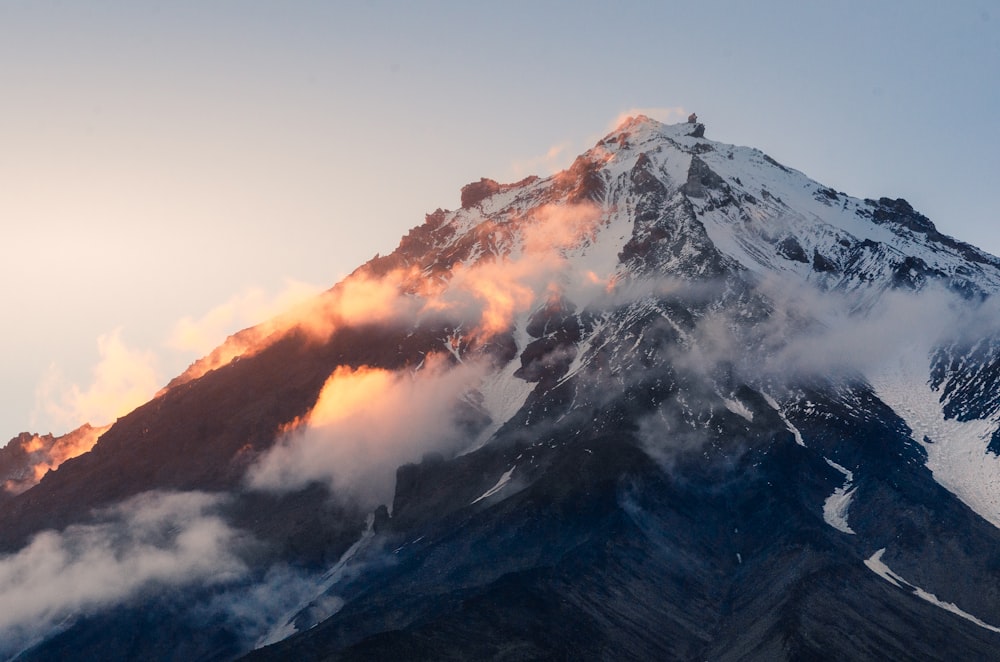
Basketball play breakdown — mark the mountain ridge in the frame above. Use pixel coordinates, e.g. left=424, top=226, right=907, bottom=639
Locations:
left=5, top=115, right=1000, bottom=660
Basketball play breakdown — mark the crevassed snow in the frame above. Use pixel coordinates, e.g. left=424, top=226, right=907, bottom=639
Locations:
left=471, top=466, right=515, bottom=504
left=823, top=457, right=856, bottom=535
left=865, top=549, right=1000, bottom=634
left=868, top=347, right=1000, bottom=531
left=762, top=392, right=806, bottom=446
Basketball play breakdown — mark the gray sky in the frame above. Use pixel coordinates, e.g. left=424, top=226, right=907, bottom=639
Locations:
left=2, top=0, right=998, bottom=437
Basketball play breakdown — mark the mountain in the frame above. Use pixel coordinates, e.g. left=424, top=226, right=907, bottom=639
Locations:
left=0, top=424, right=109, bottom=497
left=3, top=115, right=1000, bottom=660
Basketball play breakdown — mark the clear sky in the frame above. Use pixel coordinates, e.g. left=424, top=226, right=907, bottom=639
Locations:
left=2, top=0, right=998, bottom=438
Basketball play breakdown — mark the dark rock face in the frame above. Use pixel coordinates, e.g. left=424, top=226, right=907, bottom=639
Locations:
left=812, top=249, right=838, bottom=273
left=778, top=236, right=809, bottom=263
left=871, top=197, right=937, bottom=234
left=460, top=178, right=501, bottom=208
left=247, top=369, right=1000, bottom=662
left=562, top=155, right=606, bottom=203
left=682, top=155, right=727, bottom=198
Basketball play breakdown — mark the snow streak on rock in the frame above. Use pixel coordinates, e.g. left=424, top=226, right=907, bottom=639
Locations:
left=866, top=549, right=1000, bottom=634
left=822, top=458, right=856, bottom=535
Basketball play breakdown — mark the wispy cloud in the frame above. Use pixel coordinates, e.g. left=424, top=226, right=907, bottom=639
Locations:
left=609, top=106, right=690, bottom=130
left=168, top=279, right=321, bottom=356
left=509, top=141, right=574, bottom=179
left=0, top=491, right=245, bottom=658
left=32, top=328, right=161, bottom=433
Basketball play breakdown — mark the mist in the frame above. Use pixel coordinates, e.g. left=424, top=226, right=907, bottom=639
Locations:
left=0, top=491, right=246, bottom=658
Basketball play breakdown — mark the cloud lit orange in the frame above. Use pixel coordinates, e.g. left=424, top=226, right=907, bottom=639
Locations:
left=34, top=329, right=160, bottom=433
left=249, top=354, right=486, bottom=506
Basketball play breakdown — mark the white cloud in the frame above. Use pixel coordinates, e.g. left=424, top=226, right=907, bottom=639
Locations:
left=609, top=106, right=690, bottom=130
left=0, top=491, right=245, bottom=657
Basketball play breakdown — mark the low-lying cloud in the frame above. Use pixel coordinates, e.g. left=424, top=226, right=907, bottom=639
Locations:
left=0, top=491, right=246, bottom=658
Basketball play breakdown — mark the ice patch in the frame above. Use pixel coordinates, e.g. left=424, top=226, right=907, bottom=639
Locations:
left=822, top=457, right=856, bottom=535
left=471, top=466, right=515, bottom=504
left=865, top=549, right=1000, bottom=634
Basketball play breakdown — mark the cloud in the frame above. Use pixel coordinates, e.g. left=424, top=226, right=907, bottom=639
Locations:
left=168, top=279, right=322, bottom=356
left=426, top=202, right=607, bottom=340
left=168, top=269, right=425, bottom=388
left=0, top=491, right=245, bottom=658
left=248, top=355, right=488, bottom=507
left=509, top=141, right=574, bottom=178
left=32, top=328, right=161, bottom=433
left=739, top=280, right=978, bottom=384
left=650, top=274, right=996, bottom=393
left=198, top=563, right=340, bottom=650
left=609, top=106, right=690, bottom=130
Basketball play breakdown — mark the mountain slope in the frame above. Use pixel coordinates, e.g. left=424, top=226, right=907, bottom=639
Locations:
left=5, top=116, right=1000, bottom=660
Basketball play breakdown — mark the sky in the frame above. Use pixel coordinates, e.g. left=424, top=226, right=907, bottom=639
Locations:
left=1, top=0, right=998, bottom=438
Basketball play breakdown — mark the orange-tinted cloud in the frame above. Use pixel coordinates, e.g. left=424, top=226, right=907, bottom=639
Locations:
left=33, top=329, right=161, bottom=433
left=167, top=269, right=423, bottom=388
left=427, top=202, right=605, bottom=340
left=168, top=280, right=321, bottom=357
left=522, top=202, right=603, bottom=254
left=248, top=355, right=486, bottom=507
left=292, top=266, right=424, bottom=342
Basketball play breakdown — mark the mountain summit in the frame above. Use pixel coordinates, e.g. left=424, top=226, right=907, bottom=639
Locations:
left=4, top=116, right=1000, bottom=660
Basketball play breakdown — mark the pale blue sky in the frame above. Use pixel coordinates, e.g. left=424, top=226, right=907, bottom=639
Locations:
left=2, top=1, right=998, bottom=436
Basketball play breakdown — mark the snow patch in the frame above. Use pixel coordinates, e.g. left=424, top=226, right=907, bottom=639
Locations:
left=865, top=549, right=1000, bottom=634
left=722, top=397, right=753, bottom=422
left=822, top=457, right=856, bottom=535
left=762, top=392, right=806, bottom=446
left=471, top=466, right=515, bottom=504
left=469, top=354, right=534, bottom=451
left=868, top=347, right=1000, bottom=531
